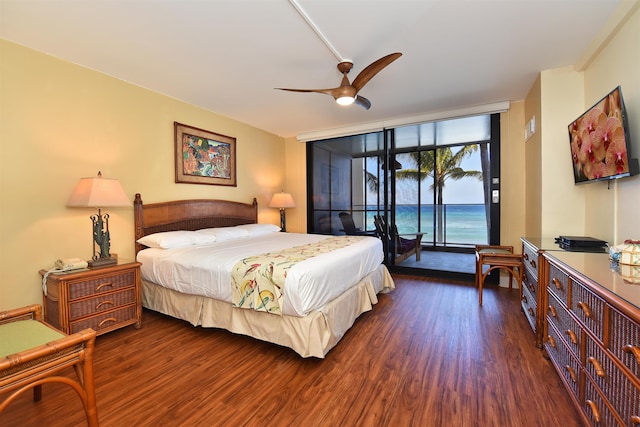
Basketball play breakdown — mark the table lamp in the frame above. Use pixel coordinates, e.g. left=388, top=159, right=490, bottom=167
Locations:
left=269, top=192, right=295, bottom=232
left=66, top=171, right=131, bottom=267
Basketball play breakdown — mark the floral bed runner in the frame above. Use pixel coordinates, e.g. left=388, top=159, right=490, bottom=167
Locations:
left=231, top=236, right=365, bottom=315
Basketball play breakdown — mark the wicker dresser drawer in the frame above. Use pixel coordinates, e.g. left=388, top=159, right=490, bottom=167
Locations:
left=523, top=268, right=538, bottom=300
left=68, top=287, right=136, bottom=320
left=521, top=283, right=537, bottom=330
left=583, top=377, right=621, bottom=426
left=68, top=271, right=136, bottom=300
left=547, top=292, right=582, bottom=356
left=522, top=241, right=539, bottom=278
left=584, top=333, right=640, bottom=425
left=547, top=262, right=570, bottom=306
left=546, top=321, right=581, bottom=399
left=69, top=305, right=136, bottom=334
left=609, top=307, right=640, bottom=378
left=570, top=279, right=605, bottom=342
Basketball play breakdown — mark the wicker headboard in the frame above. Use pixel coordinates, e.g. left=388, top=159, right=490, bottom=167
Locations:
left=133, top=193, right=258, bottom=254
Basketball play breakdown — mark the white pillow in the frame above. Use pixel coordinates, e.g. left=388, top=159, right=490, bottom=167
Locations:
left=137, top=230, right=216, bottom=249
left=234, top=223, right=281, bottom=236
left=195, top=226, right=250, bottom=242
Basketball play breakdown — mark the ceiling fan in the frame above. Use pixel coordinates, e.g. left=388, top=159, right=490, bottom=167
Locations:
left=278, top=0, right=402, bottom=110
left=275, top=52, right=402, bottom=110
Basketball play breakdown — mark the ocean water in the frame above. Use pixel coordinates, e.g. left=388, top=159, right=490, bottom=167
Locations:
left=366, top=204, right=488, bottom=245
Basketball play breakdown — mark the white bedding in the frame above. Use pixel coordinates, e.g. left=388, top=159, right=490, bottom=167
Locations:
left=137, top=232, right=383, bottom=317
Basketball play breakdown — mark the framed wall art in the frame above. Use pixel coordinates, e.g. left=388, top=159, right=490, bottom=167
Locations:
left=174, top=121, right=237, bottom=186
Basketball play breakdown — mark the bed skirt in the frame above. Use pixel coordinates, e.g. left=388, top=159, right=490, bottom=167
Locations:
left=141, top=264, right=394, bottom=358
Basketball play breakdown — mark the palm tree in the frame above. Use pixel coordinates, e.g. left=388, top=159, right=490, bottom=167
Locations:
left=396, top=145, right=482, bottom=242
left=479, top=144, right=491, bottom=241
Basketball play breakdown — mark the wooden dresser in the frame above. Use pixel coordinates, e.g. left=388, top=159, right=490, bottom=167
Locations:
left=40, top=260, right=142, bottom=336
left=520, top=237, right=563, bottom=348
left=542, top=251, right=640, bottom=426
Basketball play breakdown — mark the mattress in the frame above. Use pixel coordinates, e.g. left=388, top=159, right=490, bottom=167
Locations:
left=137, top=232, right=383, bottom=317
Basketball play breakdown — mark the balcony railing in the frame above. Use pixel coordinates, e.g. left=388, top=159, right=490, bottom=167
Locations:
left=361, top=203, right=489, bottom=247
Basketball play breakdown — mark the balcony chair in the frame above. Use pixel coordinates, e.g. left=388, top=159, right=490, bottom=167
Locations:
left=0, top=304, right=99, bottom=426
left=374, top=215, right=423, bottom=264
left=338, top=212, right=376, bottom=237
left=475, top=245, right=523, bottom=306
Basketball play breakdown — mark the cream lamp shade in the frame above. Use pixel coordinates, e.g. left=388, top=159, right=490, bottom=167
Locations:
left=66, top=172, right=131, bottom=208
left=268, top=192, right=296, bottom=209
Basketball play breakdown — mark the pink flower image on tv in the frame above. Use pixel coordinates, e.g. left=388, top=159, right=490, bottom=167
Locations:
left=569, top=87, right=629, bottom=182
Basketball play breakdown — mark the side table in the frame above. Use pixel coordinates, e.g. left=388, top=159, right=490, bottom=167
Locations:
left=40, top=260, right=142, bottom=336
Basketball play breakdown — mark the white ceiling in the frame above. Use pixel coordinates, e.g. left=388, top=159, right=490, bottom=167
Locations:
left=0, top=0, right=623, bottom=138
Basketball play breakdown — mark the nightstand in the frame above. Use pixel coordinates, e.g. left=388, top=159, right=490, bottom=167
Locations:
left=40, top=260, right=142, bottom=336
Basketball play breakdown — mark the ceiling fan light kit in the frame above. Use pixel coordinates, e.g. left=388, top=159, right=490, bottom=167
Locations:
left=336, top=96, right=355, bottom=106
left=279, top=0, right=401, bottom=110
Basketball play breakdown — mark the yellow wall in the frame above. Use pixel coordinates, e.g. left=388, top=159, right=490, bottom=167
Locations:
left=524, top=75, right=542, bottom=237
left=523, top=4, right=640, bottom=245
left=283, top=136, right=307, bottom=233
left=0, top=39, right=286, bottom=310
left=583, top=4, right=640, bottom=244
left=539, top=66, right=588, bottom=238
left=500, top=102, right=526, bottom=250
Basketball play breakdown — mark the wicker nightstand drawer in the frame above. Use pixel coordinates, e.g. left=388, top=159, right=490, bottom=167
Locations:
left=41, top=261, right=142, bottom=336
left=68, top=271, right=136, bottom=300
left=68, top=287, right=136, bottom=320
left=69, top=305, right=136, bottom=334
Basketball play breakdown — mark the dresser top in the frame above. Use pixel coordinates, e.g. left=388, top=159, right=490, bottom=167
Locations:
left=545, top=250, right=640, bottom=310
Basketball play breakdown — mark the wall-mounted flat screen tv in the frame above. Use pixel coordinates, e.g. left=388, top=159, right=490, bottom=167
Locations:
left=568, top=85, right=636, bottom=184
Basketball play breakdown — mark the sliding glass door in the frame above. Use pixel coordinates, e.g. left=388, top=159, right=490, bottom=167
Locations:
left=306, top=114, right=500, bottom=274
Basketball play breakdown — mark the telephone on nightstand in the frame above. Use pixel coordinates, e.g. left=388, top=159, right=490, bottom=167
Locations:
left=43, top=258, right=89, bottom=297
left=55, top=258, right=88, bottom=271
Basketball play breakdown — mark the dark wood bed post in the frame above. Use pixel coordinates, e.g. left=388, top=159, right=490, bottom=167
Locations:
left=134, top=193, right=144, bottom=255
left=251, top=197, right=258, bottom=217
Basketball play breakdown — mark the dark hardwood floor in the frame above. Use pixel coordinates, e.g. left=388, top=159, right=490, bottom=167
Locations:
left=2, top=275, right=583, bottom=426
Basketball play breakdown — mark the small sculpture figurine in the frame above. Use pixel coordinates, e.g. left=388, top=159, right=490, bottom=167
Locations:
left=92, top=211, right=111, bottom=260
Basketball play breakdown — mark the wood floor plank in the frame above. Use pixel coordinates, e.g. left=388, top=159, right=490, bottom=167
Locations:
left=1, top=275, right=584, bottom=426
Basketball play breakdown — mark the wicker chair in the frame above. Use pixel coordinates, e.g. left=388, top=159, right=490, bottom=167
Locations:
left=338, top=212, right=376, bottom=236
left=475, top=245, right=523, bottom=306
left=0, top=304, right=98, bottom=426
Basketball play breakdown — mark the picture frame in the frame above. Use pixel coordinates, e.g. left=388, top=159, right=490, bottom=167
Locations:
left=174, top=122, right=237, bottom=186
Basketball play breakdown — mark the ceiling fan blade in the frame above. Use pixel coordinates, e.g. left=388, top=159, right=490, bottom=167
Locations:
left=351, top=52, right=402, bottom=92
left=275, top=87, right=342, bottom=97
left=354, top=95, right=371, bottom=110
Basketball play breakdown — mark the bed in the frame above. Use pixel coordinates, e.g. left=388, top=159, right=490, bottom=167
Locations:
left=133, top=193, right=394, bottom=358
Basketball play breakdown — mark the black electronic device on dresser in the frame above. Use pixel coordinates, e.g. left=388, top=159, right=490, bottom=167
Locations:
left=555, top=236, right=608, bottom=253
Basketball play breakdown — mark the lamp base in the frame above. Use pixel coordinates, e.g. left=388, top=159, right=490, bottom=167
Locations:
left=88, top=255, right=118, bottom=268
left=280, top=209, right=287, bottom=232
